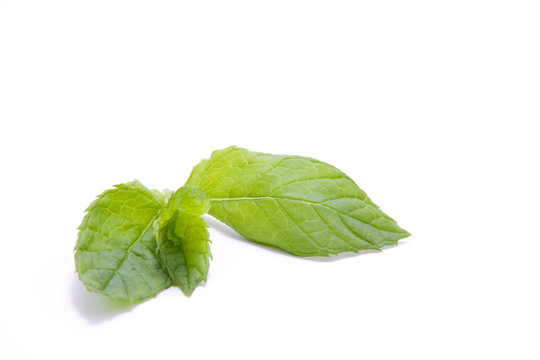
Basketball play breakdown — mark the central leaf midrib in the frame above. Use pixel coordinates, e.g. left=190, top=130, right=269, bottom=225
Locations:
left=209, top=196, right=393, bottom=233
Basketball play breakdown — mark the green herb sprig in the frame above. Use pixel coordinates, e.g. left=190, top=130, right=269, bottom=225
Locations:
left=75, top=146, right=410, bottom=302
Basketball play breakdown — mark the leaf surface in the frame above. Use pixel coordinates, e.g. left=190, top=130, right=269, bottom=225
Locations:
left=186, top=146, right=410, bottom=256
left=155, top=209, right=211, bottom=296
left=155, top=186, right=212, bottom=296
left=75, top=181, right=171, bottom=302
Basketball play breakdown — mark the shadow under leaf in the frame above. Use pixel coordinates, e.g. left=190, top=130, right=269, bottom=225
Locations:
left=70, top=276, right=136, bottom=325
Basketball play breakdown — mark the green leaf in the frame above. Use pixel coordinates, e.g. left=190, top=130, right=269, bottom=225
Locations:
left=186, top=146, right=410, bottom=257
left=155, top=188, right=211, bottom=296
left=162, top=186, right=211, bottom=219
left=75, top=180, right=171, bottom=302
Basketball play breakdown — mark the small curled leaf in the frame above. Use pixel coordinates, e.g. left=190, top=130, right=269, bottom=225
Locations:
left=155, top=209, right=212, bottom=296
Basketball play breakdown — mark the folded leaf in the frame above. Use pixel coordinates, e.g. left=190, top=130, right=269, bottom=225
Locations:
left=162, top=186, right=211, bottom=218
left=155, top=187, right=212, bottom=296
left=75, top=181, right=171, bottom=302
left=186, top=146, right=410, bottom=257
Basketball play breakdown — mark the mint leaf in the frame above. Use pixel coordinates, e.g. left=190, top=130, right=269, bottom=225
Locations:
left=155, top=187, right=212, bottom=296
left=75, top=181, right=171, bottom=302
left=185, top=146, right=410, bottom=257
left=163, top=186, right=211, bottom=218
left=155, top=210, right=211, bottom=296
left=75, top=147, right=409, bottom=302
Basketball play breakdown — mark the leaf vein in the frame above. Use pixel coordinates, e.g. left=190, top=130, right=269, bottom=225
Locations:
left=275, top=199, right=331, bottom=252
left=211, top=196, right=402, bottom=234
left=268, top=176, right=347, bottom=196
left=100, top=213, right=160, bottom=293
left=310, top=204, right=356, bottom=250
left=244, top=157, right=296, bottom=196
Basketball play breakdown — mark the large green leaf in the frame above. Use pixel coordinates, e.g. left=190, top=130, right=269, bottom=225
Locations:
left=75, top=181, right=171, bottom=302
left=186, top=146, right=410, bottom=257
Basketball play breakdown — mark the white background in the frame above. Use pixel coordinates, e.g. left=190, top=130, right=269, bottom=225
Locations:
left=1, top=1, right=539, bottom=359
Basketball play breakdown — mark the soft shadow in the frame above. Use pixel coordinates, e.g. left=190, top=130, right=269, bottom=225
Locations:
left=70, top=276, right=136, bottom=325
left=303, top=242, right=404, bottom=262
left=302, top=249, right=380, bottom=262
left=204, top=216, right=408, bottom=262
